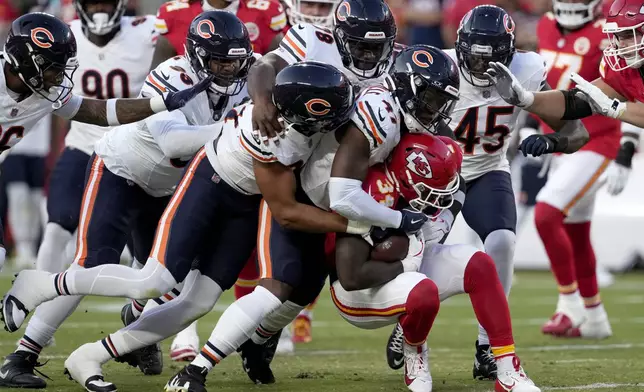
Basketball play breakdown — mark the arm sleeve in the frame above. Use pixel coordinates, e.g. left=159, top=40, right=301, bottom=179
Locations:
left=329, top=177, right=402, bottom=229
left=147, top=110, right=222, bottom=158
left=154, top=4, right=171, bottom=35
left=53, top=93, right=83, bottom=120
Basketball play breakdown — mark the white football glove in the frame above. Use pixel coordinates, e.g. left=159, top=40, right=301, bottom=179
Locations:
left=484, top=62, right=535, bottom=108
left=421, top=215, right=450, bottom=245
left=604, top=161, right=631, bottom=195
left=570, top=72, right=626, bottom=119
left=401, top=231, right=424, bottom=273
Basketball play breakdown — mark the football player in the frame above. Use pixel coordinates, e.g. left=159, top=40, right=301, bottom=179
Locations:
left=0, top=12, right=208, bottom=269
left=18, top=61, right=361, bottom=391
left=329, top=133, right=540, bottom=392
left=282, top=0, right=338, bottom=28
left=531, top=0, right=622, bottom=340
left=390, top=5, right=590, bottom=382
left=152, top=0, right=288, bottom=68
left=0, top=3, right=159, bottom=388
left=0, top=10, right=254, bottom=387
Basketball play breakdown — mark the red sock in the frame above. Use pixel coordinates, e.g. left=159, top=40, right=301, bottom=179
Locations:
left=399, top=279, right=439, bottom=345
left=464, top=252, right=514, bottom=348
left=565, top=222, right=600, bottom=307
left=234, top=249, right=259, bottom=300
left=534, top=202, right=577, bottom=294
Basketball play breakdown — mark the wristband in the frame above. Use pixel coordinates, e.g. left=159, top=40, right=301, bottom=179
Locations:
left=106, top=99, right=119, bottom=126
left=150, top=96, right=168, bottom=113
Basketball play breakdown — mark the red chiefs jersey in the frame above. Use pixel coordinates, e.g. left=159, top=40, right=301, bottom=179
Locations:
left=154, top=0, right=288, bottom=55
left=364, top=164, right=402, bottom=209
left=600, top=57, right=644, bottom=104
left=537, top=12, right=620, bottom=159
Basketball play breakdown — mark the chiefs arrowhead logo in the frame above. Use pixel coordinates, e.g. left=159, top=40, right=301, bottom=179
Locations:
left=406, top=151, right=432, bottom=179
left=30, top=27, right=54, bottom=49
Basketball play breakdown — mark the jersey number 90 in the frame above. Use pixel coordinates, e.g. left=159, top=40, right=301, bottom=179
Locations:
left=82, top=69, right=130, bottom=99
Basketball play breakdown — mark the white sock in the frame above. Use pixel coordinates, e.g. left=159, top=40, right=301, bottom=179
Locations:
left=479, top=229, right=516, bottom=343
left=7, top=183, right=39, bottom=261
left=252, top=301, right=304, bottom=345
left=49, top=257, right=177, bottom=300
left=173, top=321, right=199, bottom=347
left=105, top=271, right=220, bottom=359
left=586, top=303, right=607, bottom=322
left=36, top=223, right=73, bottom=273
left=558, top=291, right=584, bottom=311
left=192, top=286, right=282, bottom=371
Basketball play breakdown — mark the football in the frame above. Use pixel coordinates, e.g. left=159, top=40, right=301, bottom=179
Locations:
left=370, top=235, right=409, bottom=262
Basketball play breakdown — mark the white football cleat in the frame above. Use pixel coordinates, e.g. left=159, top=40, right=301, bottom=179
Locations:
left=170, top=322, right=200, bottom=362
left=2, top=270, right=55, bottom=332
left=495, top=355, right=540, bottom=392
left=566, top=307, right=613, bottom=339
left=276, top=325, right=294, bottom=355
left=64, top=343, right=115, bottom=392
left=403, top=342, right=432, bottom=392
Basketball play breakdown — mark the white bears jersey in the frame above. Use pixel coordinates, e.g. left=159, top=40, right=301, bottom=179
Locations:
left=208, top=101, right=323, bottom=195
left=0, top=54, right=77, bottom=152
left=301, top=84, right=402, bottom=210
left=9, top=115, right=50, bottom=157
left=444, top=49, right=547, bottom=182
left=95, top=55, right=249, bottom=197
left=273, top=23, right=391, bottom=89
left=65, top=16, right=157, bottom=156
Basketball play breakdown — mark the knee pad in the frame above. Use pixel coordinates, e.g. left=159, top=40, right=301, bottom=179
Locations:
left=483, top=229, right=516, bottom=257
left=133, top=258, right=179, bottom=299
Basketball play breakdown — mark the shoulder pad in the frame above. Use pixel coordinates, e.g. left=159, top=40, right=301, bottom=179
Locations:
left=278, top=23, right=313, bottom=63
left=142, top=57, right=198, bottom=97
left=351, top=87, right=400, bottom=150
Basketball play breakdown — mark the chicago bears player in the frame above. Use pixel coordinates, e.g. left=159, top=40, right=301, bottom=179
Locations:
left=0, top=12, right=208, bottom=270
left=0, top=2, right=160, bottom=388
left=428, top=5, right=590, bottom=381
left=152, top=0, right=288, bottom=67
left=283, top=0, right=339, bottom=28
left=530, top=0, right=624, bottom=340
left=250, top=0, right=397, bottom=141
left=0, top=10, right=254, bottom=387
left=17, top=62, right=361, bottom=391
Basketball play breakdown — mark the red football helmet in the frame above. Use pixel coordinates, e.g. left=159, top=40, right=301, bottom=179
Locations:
left=603, top=0, right=644, bottom=71
left=386, top=133, right=461, bottom=213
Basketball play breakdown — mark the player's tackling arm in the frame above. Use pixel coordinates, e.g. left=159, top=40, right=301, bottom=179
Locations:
left=254, top=159, right=366, bottom=234
left=248, top=53, right=288, bottom=139
left=536, top=82, right=589, bottom=154
left=335, top=233, right=403, bottom=291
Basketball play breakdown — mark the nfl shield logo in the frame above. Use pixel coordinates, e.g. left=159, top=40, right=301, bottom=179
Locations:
left=482, top=90, right=491, bottom=99
left=212, top=173, right=221, bottom=184
left=10, top=108, right=18, bottom=117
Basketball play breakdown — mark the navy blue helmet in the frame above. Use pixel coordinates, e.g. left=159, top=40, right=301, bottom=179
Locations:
left=273, top=61, right=355, bottom=136
left=333, top=0, right=397, bottom=79
left=388, top=45, right=460, bottom=134
left=185, top=11, right=254, bottom=96
left=4, top=12, right=78, bottom=104
left=455, top=5, right=516, bottom=87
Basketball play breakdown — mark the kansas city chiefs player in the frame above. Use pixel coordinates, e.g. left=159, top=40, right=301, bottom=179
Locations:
left=152, top=0, right=288, bottom=66
left=532, top=0, right=624, bottom=340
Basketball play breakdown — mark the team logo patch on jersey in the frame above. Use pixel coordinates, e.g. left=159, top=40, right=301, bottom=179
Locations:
left=245, top=22, right=260, bottom=41
left=412, top=50, right=434, bottom=68
left=336, top=1, right=351, bottom=22
left=406, top=151, right=432, bottom=179
left=574, top=37, right=591, bottom=56
left=305, top=99, right=331, bottom=116
left=10, top=108, right=18, bottom=117
left=30, top=27, right=54, bottom=49
left=197, top=19, right=216, bottom=39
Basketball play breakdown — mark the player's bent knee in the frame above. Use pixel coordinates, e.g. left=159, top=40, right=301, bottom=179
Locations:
left=534, top=202, right=562, bottom=231
left=407, top=278, right=440, bottom=315
left=463, top=251, right=498, bottom=292
left=484, top=229, right=516, bottom=253
left=127, top=258, right=178, bottom=299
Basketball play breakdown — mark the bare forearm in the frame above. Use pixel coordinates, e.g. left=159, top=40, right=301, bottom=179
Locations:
left=275, top=203, right=348, bottom=233
left=72, top=98, right=155, bottom=126
left=555, top=119, right=589, bottom=153
left=248, top=57, right=278, bottom=102
left=150, top=35, right=176, bottom=70
left=617, top=102, right=644, bottom=128
left=527, top=90, right=567, bottom=122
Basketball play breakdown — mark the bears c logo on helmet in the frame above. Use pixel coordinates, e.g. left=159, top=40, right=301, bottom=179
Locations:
left=30, top=27, right=54, bottom=49
left=197, top=20, right=216, bottom=39
left=406, top=151, right=433, bottom=179
left=503, top=14, right=515, bottom=34
left=305, top=98, right=332, bottom=116
left=412, top=50, right=434, bottom=68
left=336, top=1, right=351, bottom=22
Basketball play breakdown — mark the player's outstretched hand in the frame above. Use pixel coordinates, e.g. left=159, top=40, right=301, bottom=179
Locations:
left=163, top=75, right=213, bottom=111
left=570, top=72, right=626, bottom=119
left=401, top=231, right=424, bottom=273
left=519, top=134, right=557, bottom=157
left=605, top=161, right=631, bottom=195
left=484, top=62, right=534, bottom=108
left=399, top=208, right=428, bottom=234
left=252, top=98, right=284, bottom=146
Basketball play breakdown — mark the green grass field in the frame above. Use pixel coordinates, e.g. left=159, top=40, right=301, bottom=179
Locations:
left=0, top=272, right=642, bottom=392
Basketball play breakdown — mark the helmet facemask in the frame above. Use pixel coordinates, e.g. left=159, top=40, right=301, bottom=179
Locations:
left=74, top=0, right=127, bottom=36
left=334, top=27, right=395, bottom=79
left=552, top=0, right=601, bottom=30
left=283, top=0, right=338, bottom=28
left=603, top=22, right=644, bottom=71
left=186, top=42, right=253, bottom=96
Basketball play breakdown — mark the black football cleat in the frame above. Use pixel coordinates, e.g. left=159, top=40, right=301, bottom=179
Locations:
left=237, top=330, right=282, bottom=385
left=164, top=365, right=207, bottom=392
left=0, top=351, right=49, bottom=389
left=472, top=340, right=497, bottom=380
left=386, top=323, right=405, bottom=370
left=114, top=303, right=163, bottom=375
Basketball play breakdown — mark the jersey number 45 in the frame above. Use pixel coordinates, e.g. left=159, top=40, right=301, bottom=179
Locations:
left=454, top=106, right=514, bottom=155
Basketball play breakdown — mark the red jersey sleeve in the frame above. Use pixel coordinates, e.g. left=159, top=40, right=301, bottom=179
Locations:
left=155, top=1, right=177, bottom=36
left=599, top=57, right=638, bottom=102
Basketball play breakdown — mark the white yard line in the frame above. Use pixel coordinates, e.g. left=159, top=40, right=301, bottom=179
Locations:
left=542, top=383, right=644, bottom=390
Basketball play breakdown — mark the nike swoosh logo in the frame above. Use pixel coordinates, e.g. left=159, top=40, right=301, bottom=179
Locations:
left=392, top=357, right=404, bottom=367
left=497, top=380, right=516, bottom=391
left=411, top=219, right=423, bottom=225
left=160, top=71, right=170, bottom=80
left=0, top=369, right=9, bottom=379
left=378, top=109, right=385, bottom=122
